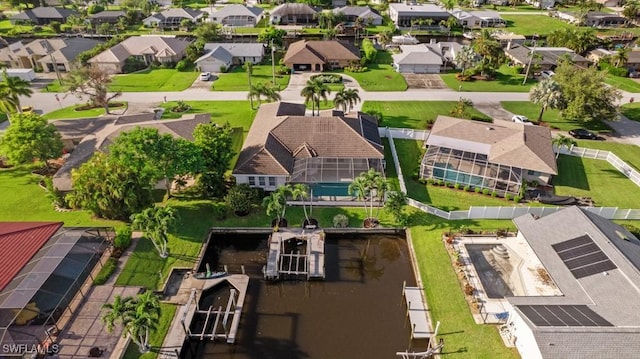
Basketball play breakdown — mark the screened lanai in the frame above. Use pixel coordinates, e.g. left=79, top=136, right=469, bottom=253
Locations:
left=290, top=157, right=385, bottom=183
left=0, top=228, right=112, bottom=351
left=421, top=145, right=524, bottom=196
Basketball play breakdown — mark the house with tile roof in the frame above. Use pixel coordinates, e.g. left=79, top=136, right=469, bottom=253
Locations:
left=420, top=116, right=557, bottom=197
left=9, top=6, right=77, bottom=25
left=505, top=44, right=590, bottom=71
left=195, top=42, right=265, bottom=73
left=0, top=38, right=103, bottom=73
left=0, top=222, right=111, bottom=351
left=270, top=3, right=318, bottom=25
left=502, top=206, right=640, bottom=359
left=87, top=36, right=192, bottom=73
left=210, top=4, right=264, bottom=27
left=233, top=102, right=384, bottom=196
left=143, top=8, right=204, bottom=29
left=283, top=40, right=360, bottom=72
left=332, top=6, right=383, bottom=25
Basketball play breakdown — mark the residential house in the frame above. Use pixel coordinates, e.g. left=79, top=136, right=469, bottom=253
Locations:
left=210, top=5, right=264, bottom=27
left=195, top=43, right=265, bottom=73
left=52, top=113, right=211, bottom=192
left=586, top=48, right=615, bottom=64
left=233, top=102, right=384, bottom=195
left=143, top=8, right=204, bottom=29
left=270, top=3, right=318, bottom=25
left=388, top=3, right=450, bottom=28
left=0, top=222, right=112, bottom=350
left=557, top=11, right=626, bottom=27
left=426, top=40, right=463, bottom=69
left=626, top=49, right=640, bottom=71
left=493, top=32, right=526, bottom=47
left=505, top=44, right=590, bottom=71
left=523, top=0, right=555, bottom=9
left=502, top=206, right=640, bottom=359
left=420, top=116, right=557, bottom=196
left=282, top=40, right=360, bottom=72
left=332, top=6, right=383, bottom=26
left=332, top=0, right=347, bottom=7
left=392, top=44, right=443, bottom=73
left=9, top=7, right=77, bottom=25
left=87, top=10, right=127, bottom=26
left=451, top=9, right=505, bottom=28
left=588, top=48, right=640, bottom=72
left=0, top=38, right=103, bottom=73
left=87, top=36, right=192, bottom=73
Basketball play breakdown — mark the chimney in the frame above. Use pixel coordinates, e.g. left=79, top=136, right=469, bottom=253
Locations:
left=506, top=40, right=512, bottom=50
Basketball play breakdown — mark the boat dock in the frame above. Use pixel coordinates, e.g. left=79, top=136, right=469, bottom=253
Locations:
left=264, top=228, right=325, bottom=281
left=402, top=284, right=432, bottom=340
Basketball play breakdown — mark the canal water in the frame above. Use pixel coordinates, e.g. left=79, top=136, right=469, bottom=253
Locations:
left=183, top=232, right=420, bottom=359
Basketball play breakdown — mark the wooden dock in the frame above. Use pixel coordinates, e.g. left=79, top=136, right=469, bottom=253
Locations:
left=403, top=286, right=431, bottom=339
left=265, top=229, right=325, bottom=281
left=307, top=231, right=325, bottom=279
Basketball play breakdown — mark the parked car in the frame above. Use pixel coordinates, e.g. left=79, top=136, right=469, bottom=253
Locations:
left=200, top=72, right=211, bottom=81
left=541, top=70, right=555, bottom=79
left=512, top=115, right=533, bottom=125
left=569, top=128, right=599, bottom=140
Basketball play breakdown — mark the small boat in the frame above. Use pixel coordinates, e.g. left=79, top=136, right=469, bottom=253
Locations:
left=392, top=33, right=419, bottom=45
left=194, top=271, right=227, bottom=280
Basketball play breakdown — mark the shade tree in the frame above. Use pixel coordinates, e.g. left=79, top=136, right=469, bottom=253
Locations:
left=193, top=122, right=235, bottom=197
left=0, top=112, right=62, bottom=170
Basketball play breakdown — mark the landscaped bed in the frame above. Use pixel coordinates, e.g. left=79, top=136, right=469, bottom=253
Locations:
left=362, top=101, right=491, bottom=129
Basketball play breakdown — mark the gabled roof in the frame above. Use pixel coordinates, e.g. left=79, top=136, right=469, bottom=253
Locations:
left=333, top=6, right=382, bottom=20
left=144, top=7, right=204, bottom=22
left=88, top=36, right=192, bottom=64
left=427, top=116, right=557, bottom=174
left=452, top=9, right=503, bottom=21
left=271, top=3, right=318, bottom=16
left=195, top=45, right=233, bottom=64
left=36, top=38, right=103, bottom=64
left=0, top=222, right=63, bottom=291
left=506, top=44, right=589, bottom=66
left=203, top=42, right=265, bottom=58
left=389, top=3, right=448, bottom=15
left=89, top=10, right=126, bottom=19
left=213, top=4, right=263, bottom=18
left=10, top=7, right=76, bottom=21
left=510, top=207, right=640, bottom=358
left=393, top=44, right=443, bottom=65
left=283, top=40, right=360, bottom=64
left=233, top=103, right=383, bottom=176
left=0, top=38, right=102, bottom=64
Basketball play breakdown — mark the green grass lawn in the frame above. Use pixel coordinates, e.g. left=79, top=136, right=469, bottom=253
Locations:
left=500, top=101, right=612, bottom=132
left=0, top=165, right=120, bottom=227
left=159, top=101, right=256, bottom=132
left=109, top=69, right=199, bottom=92
left=41, top=80, right=70, bottom=93
left=362, top=101, right=491, bottom=129
left=337, top=51, right=407, bottom=92
left=122, top=303, right=177, bottom=359
left=43, top=104, right=125, bottom=120
left=605, top=74, right=640, bottom=93
left=440, top=65, right=534, bottom=93
left=213, top=65, right=290, bottom=91
left=554, top=154, right=640, bottom=208
left=574, top=140, right=640, bottom=171
left=621, top=102, right=640, bottom=123
left=501, top=14, right=573, bottom=36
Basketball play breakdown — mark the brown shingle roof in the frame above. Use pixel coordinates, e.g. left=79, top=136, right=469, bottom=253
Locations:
left=283, top=40, right=360, bottom=65
left=233, top=102, right=383, bottom=176
left=428, top=116, right=557, bottom=174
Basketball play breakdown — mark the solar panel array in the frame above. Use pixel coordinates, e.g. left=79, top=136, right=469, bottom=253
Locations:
left=552, top=235, right=617, bottom=279
left=518, top=305, right=613, bottom=327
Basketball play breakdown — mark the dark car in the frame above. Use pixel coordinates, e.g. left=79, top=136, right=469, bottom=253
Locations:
left=569, top=128, right=599, bottom=140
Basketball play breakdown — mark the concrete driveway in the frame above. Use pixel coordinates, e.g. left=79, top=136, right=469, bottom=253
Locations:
left=402, top=74, right=448, bottom=89
left=473, top=102, right=516, bottom=122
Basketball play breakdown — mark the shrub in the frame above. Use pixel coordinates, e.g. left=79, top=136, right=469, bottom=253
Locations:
left=464, top=185, right=471, bottom=192
left=49, top=21, right=61, bottom=33
left=600, top=62, right=628, bottom=77
left=310, top=74, right=342, bottom=83
left=88, top=4, right=105, bottom=14
left=475, top=187, right=482, bottom=193
left=219, top=65, right=227, bottom=73
left=491, top=191, right=498, bottom=197
left=122, top=57, right=147, bottom=73
left=333, top=214, right=349, bottom=228
left=277, top=65, right=290, bottom=75
left=225, top=184, right=257, bottom=214
left=114, top=226, right=132, bottom=250
left=172, top=100, right=191, bottom=113
left=426, top=178, right=435, bottom=185
left=345, top=64, right=367, bottom=73
left=464, top=283, right=475, bottom=296
left=623, top=224, right=640, bottom=238
left=437, top=179, right=444, bottom=186
left=505, top=193, right=513, bottom=201
left=175, top=59, right=189, bottom=71
left=513, top=195, right=522, bottom=203
left=454, top=183, right=461, bottom=190
left=470, top=115, right=492, bottom=123
left=482, top=188, right=490, bottom=195
left=93, top=258, right=117, bottom=285
left=418, top=178, right=427, bottom=184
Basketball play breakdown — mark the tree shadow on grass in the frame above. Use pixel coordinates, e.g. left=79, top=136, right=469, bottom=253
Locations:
left=554, top=156, right=590, bottom=190
left=621, top=106, right=640, bottom=122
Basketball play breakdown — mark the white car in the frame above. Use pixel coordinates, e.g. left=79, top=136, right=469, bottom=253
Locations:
left=540, top=70, right=555, bottom=79
left=512, top=115, right=533, bottom=125
left=199, top=72, right=211, bottom=81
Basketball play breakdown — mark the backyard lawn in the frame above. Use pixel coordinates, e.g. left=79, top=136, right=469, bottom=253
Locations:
left=109, top=69, right=198, bottom=92
left=500, top=101, right=613, bottom=132
left=574, top=140, right=640, bottom=172
left=213, top=64, right=290, bottom=91
left=440, top=65, right=534, bottom=93
left=159, top=101, right=256, bottom=132
left=122, top=303, right=177, bottom=359
left=554, top=154, right=640, bottom=208
left=605, top=74, right=640, bottom=93
left=362, top=101, right=491, bottom=129
left=338, top=51, right=407, bottom=92
left=501, top=14, right=573, bottom=36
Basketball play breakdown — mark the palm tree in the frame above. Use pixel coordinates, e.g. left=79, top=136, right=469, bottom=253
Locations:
left=348, top=175, right=370, bottom=219
left=623, top=1, right=639, bottom=25
left=247, top=84, right=261, bottom=108
left=333, top=89, right=349, bottom=112
left=441, top=0, right=457, bottom=12
left=0, top=88, right=19, bottom=118
left=244, top=61, right=254, bottom=108
left=378, top=31, right=392, bottom=49
left=0, top=70, right=33, bottom=112
left=529, top=78, right=564, bottom=123
left=454, top=45, right=477, bottom=75
left=101, top=295, right=132, bottom=333
left=301, top=81, right=317, bottom=115
left=614, top=47, right=630, bottom=68
left=552, top=134, right=577, bottom=158
left=124, top=300, right=159, bottom=353
left=290, top=183, right=310, bottom=224
left=300, top=78, right=331, bottom=116
left=343, top=88, right=360, bottom=113
left=130, top=206, right=177, bottom=258
left=263, top=189, right=286, bottom=226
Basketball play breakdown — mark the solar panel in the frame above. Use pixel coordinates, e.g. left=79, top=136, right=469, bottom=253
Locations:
left=518, top=305, right=613, bottom=327
left=552, top=235, right=617, bottom=279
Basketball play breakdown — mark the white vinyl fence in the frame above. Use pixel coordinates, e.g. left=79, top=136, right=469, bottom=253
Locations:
left=557, top=145, right=640, bottom=188
left=379, top=127, right=430, bottom=141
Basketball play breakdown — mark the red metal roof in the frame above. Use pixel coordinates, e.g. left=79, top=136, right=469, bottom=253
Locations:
left=0, top=222, right=63, bottom=292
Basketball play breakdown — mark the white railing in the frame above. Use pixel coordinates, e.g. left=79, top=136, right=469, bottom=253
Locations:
left=385, top=127, right=408, bottom=194
left=556, top=145, right=640, bottom=187
left=379, top=127, right=430, bottom=141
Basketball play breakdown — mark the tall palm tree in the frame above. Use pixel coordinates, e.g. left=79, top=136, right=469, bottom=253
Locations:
left=614, top=47, right=630, bottom=68
left=348, top=175, right=370, bottom=218
left=130, top=205, right=177, bottom=258
left=333, top=89, right=349, bottom=113
left=101, top=295, right=132, bottom=333
left=529, top=78, right=564, bottom=123
left=263, top=189, right=286, bottom=225
left=552, top=134, right=577, bottom=159
left=124, top=301, right=159, bottom=353
left=290, top=183, right=310, bottom=223
left=344, top=88, right=360, bottom=113
left=244, top=61, right=254, bottom=108
left=300, top=81, right=317, bottom=115
left=0, top=70, right=33, bottom=112
left=378, top=31, right=392, bottom=49
left=300, top=79, right=331, bottom=116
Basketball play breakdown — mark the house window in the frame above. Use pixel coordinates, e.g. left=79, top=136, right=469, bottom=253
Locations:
left=258, top=177, right=266, bottom=186
left=268, top=177, right=276, bottom=187
left=248, top=176, right=255, bottom=186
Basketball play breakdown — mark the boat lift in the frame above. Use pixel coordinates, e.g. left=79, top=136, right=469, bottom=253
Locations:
left=180, top=287, right=240, bottom=344
left=264, top=229, right=325, bottom=281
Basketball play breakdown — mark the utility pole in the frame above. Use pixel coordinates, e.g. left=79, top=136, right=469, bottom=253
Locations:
left=522, top=34, right=538, bottom=86
left=271, top=41, right=276, bottom=85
